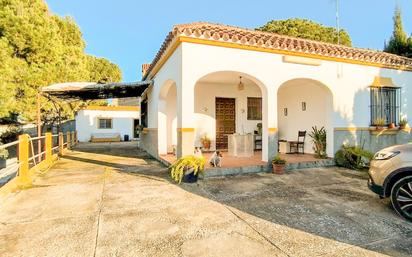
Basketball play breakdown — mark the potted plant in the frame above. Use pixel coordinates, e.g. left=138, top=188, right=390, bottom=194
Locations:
left=0, top=147, right=9, bottom=169
left=272, top=154, right=286, bottom=174
left=257, top=123, right=262, bottom=136
left=200, top=134, right=211, bottom=150
left=388, top=122, right=396, bottom=129
left=308, top=126, right=327, bottom=158
left=399, top=118, right=408, bottom=130
left=170, top=155, right=205, bottom=183
left=374, top=118, right=386, bottom=131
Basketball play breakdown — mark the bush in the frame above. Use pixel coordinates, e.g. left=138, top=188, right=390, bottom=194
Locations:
left=272, top=154, right=286, bottom=165
left=308, top=126, right=327, bottom=158
left=0, top=126, right=22, bottom=143
left=0, top=147, right=9, bottom=159
left=335, top=145, right=373, bottom=170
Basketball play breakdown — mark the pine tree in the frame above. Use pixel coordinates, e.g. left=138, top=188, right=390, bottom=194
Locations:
left=384, top=7, right=409, bottom=56
left=0, top=0, right=122, bottom=122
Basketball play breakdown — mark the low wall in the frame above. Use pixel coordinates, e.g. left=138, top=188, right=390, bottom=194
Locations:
left=140, top=129, right=158, bottom=158
left=334, top=128, right=412, bottom=154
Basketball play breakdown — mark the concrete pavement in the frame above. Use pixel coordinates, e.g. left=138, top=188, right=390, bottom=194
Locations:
left=0, top=142, right=411, bottom=257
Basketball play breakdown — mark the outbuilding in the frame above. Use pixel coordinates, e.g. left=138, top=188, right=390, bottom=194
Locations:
left=75, top=106, right=140, bottom=142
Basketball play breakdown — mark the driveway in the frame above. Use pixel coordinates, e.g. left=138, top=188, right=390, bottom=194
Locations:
left=0, top=142, right=411, bottom=257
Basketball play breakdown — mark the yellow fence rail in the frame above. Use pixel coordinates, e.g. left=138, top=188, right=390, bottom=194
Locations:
left=0, top=131, right=77, bottom=197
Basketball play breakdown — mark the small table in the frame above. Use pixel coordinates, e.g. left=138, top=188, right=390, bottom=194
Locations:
left=228, top=134, right=254, bottom=157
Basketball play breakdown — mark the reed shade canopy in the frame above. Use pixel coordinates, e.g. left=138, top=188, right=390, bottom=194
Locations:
left=41, top=81, right=153, bottom=100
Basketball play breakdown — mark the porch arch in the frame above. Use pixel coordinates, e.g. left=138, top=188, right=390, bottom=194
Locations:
left=158, top=79, right=177, bottom=155
left=277, top=78, right=334, bottom=157
left=192, top=70, right=270, bottom=161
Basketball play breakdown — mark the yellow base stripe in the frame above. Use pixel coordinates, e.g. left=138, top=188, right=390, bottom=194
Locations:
left=268, top=128, right=278, bottom=133
left=177, top=128, right=195, bottom=132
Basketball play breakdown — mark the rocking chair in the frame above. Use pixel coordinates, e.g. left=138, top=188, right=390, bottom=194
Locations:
left=289, top=131, right=306, bottom=154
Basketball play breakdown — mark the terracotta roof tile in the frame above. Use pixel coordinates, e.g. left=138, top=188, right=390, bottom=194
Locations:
left=143, top=22, right=412, bottom=79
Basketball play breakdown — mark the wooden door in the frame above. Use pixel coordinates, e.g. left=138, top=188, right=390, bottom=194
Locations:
left=215, top=98, right=236, bottom=149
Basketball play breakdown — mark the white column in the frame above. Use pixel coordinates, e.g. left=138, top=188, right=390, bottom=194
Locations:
left=157, top=99, right=167, bottom=155
left=266, top=86, right=278, bottom=162
left=176, top=81, right=195, bottom=157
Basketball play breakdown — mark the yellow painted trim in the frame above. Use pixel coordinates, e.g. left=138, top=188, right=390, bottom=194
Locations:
left=177, top=128, right=195, bottom=132
left=268, top=128, right=278, bottom=133
left=147, top=38, right=181, bottom=80
left=84, top=106, right=139, bottom=112
left=334, top=127, right=371, bottom=132
left=334, top=127, right=410, bottom=134
left=147, top=35, right=412, bottom=79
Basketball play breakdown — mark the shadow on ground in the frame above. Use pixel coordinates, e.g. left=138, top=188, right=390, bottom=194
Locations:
left=75, top=142, right=412, bottom=256
left=1, top=142, right=411, bottom=257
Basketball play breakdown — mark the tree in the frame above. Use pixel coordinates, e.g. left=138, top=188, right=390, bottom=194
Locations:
left=384, top=7, right=412, bottom=58
left=0, top=0, right=122, bottom=123
left=257, top=18, right=352, bottom=47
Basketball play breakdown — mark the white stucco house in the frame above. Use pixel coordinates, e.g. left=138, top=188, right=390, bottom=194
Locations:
left=138, top=22, right=412, bottom=162
left=76, top=106, right=140, bottom=142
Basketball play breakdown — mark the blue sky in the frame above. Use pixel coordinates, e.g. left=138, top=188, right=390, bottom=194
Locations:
left=45, top=0, right=412, bottom=82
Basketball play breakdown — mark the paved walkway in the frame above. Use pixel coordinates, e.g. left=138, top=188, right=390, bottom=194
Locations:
left=0, top=142, right=411, bottom=257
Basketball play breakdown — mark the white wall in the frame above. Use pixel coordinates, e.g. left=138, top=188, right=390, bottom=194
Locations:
left=144, top=39, right=412, bottom=160
left=194, top=81, right=262, bottom=150
left=277, top=81, right=332, bottom=154
left=166, top=85, right=177, bottom=153
left=75, top=110, right=139, bottom=142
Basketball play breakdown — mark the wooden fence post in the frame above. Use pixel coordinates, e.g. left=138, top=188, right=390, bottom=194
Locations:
left=66, top=132, right=71, bottom=150
left=18, top=134, right=31, bottom=186
left=45, top=132, right=52, bottom=164
left=58, top=132, right=64, bottom=156
left=71, top=131, right=75, bottom=146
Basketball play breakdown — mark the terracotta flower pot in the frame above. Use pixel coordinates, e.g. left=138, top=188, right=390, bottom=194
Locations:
left=388, top=123, right=396, bottom=129
left=375, top=126, right=384, bottom=131
left=202, top=142, right=211, bottom=150
left=399, top=125, right=406, bottom=130
left=272, top=164, right=285, bottom=175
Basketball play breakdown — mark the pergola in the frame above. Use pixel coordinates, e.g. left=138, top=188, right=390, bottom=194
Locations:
left=35, top=81, right=152, bottom=152
left=41, top=81, right=152, bottom=100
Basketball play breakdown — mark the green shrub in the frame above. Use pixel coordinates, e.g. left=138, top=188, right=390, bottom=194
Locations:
left=0, top=147, right=9, bottom=159
left=335, top=145, right=373, bottom=170
left=272, top=154, right=286, bottom=165
left=308, top=126, right=327, bottom=158
left=0, top=126, right=22, bottom=143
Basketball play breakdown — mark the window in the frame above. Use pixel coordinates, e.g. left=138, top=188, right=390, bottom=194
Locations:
left=247, top=97, right=262, bottom=120
left=98, top=118, right=113, bottom=129
left=370, top=87, right=400, bottom=125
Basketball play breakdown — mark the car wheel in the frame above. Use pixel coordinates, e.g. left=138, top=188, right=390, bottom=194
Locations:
left=391, top=176, right=412, bottom=221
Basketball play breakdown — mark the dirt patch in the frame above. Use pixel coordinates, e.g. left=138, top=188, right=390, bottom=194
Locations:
left=319, top=188, right=371, bottom=201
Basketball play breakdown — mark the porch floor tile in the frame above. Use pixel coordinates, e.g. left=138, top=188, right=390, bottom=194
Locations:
left=160, top=151, right=329, bottom=169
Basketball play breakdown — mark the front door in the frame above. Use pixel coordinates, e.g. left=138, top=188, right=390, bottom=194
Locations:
left=215, top=97, right=236, bottom=150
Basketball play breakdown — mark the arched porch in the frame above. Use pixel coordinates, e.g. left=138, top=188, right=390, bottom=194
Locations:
left=277, top=78, right=334, bottom=157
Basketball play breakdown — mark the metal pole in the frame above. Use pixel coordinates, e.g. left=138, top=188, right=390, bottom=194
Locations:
left=37, top=93, right=42, bottom=163
left=336, top=0, right=340, bottom=45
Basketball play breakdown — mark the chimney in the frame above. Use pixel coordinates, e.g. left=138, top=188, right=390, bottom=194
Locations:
left=141, top=63, right=150, bottom=78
